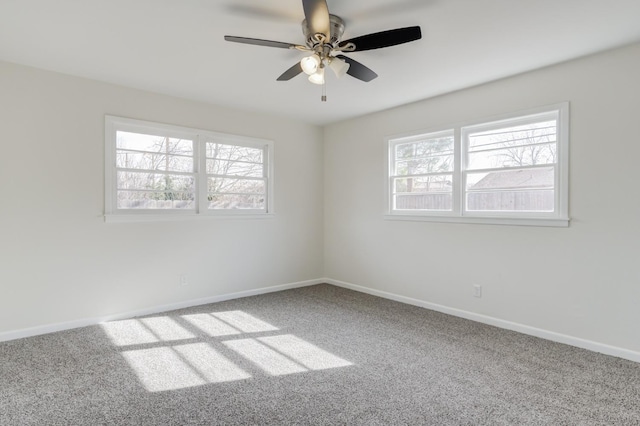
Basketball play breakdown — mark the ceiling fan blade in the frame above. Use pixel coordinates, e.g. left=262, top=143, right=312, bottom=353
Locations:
left=277, top=62, right=304, bottom=81
left=335, top=55, right=378, bottom=82
left=224, top=36, right=301, bottom=49
left=302, top=0, right=331, bottom=40
left=338, top=26, right=422, bottom=52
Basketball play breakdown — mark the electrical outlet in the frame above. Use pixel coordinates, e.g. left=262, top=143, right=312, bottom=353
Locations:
left=473, top=285, right=482, bottom=298
left=179, top=274, right=189, bottom=286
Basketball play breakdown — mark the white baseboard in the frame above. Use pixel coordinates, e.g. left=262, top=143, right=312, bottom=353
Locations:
left=325, top=278, right=640, bottom=364
left=0, top=278, right=323, bottom=343
left=4, top=277, right=639, bottom=364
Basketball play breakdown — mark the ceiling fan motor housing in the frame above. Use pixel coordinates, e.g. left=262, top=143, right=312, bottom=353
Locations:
left=302, top=14, right=345, bottom=48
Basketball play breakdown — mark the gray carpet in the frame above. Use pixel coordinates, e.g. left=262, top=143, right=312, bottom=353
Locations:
left=1, top=284, right=639, bottom=425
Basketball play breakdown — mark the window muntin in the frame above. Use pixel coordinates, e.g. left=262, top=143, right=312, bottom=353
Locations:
left=105, top=116, right=273, bottom=219
left=387, top=104, right=569, bottom=226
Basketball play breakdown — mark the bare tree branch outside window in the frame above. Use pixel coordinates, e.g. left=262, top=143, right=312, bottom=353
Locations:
left=206, top=142, right=266, bottom=210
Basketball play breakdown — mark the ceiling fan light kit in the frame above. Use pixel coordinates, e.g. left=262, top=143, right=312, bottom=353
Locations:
left=224, top=0, right=422, bottom=101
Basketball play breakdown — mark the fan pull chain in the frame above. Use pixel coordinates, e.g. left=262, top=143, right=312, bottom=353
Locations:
left=321, top=80, right=327, bottom=102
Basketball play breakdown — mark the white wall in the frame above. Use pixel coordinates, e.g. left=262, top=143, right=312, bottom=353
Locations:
left=324, top=43, right=640, bottom=354
left=2, top=43, right=639, bottom=359
left=0, top=61, right=324, bottom=335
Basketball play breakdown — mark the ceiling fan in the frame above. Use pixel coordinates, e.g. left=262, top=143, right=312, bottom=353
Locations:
left=224, top=0, right=422, bottom=101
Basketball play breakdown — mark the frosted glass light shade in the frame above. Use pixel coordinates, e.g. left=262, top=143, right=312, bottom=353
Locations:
left=308, top=68, right=325, bottom=85
left=329, top=57, right=350, bottom=78
left=301, top=55, right=321, bottom=75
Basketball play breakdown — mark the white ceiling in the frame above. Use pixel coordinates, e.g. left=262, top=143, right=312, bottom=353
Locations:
left=2, top=0, right=640, bottom=125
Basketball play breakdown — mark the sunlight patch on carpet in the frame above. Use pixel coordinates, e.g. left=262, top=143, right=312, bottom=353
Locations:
left=122, top=347, right=206, bottom=392
left=103, top=310, right=352, bottom=391
left=181, top=313, right=241, bottom=337
left=140, top=317, right=195, bottom=341
left=102, top=317, right=194, bottom=346
left=224, top=338, right=308, bottom=376
left=122, top=344, right=251, bottom=392
left=258, top=334, right=352, bottom=370
left=102, top=319, right=160, bottom=346
left=211, top=311, right=279, bottom=333
left=174, top=343, right=252, bottom=383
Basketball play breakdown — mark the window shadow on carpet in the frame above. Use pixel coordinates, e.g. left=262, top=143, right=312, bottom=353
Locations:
left=101, top=310, right=353, bottom=392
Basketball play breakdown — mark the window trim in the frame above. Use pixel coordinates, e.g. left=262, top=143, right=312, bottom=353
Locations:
left=105, top=116, right=274, bottom=222
left=385, top=103, right=570, bottom=227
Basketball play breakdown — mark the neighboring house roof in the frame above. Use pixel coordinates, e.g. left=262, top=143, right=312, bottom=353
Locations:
left=472, top=167, right=554, bottom=190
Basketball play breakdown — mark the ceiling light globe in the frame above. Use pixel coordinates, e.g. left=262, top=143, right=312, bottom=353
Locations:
left=329, top=57, right=350, bottom=78
left=308, top=68, right=325, bottom=85
left=301, top=55, right=320, bottom=75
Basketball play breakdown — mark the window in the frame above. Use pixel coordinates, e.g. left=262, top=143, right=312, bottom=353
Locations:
left=105, top=116, right=273, bottom=221
left=203, top=140, right=267, bottom=211
left=390, top=130, right=455, bottom=212
left=387, top=103, right=569, bottom=226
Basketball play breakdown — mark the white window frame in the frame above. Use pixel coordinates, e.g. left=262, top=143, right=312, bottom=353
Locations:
left=105, top=116, right=274, bottom=223
left=385, top=103, right=569, bottom=227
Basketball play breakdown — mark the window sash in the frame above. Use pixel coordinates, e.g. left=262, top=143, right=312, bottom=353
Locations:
left=461, top=111, right=559, bottom=216
left=389, top=130, right=455, bottom=213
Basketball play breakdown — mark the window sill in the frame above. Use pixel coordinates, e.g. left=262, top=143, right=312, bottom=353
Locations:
left=384, top=214, right=569, bottom=227
left=105, top=213, right=275, bottom=223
